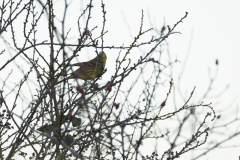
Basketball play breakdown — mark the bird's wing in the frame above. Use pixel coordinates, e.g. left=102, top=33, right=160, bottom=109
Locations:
left=68, top=66, right=89, bottom=79
left=70, top=57, right=101, bottom=68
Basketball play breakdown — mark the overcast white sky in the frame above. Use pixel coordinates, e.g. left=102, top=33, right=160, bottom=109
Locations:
left=124, top=1, right=240, bottom=159
left=1, top=0, right=240, bottom=159
left=65, top=1, right=240, bottom=159
left=105, top=0, right=240, bottom=95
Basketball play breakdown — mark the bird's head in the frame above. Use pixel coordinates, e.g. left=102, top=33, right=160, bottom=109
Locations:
left=99, top=51, right=107, bottom=67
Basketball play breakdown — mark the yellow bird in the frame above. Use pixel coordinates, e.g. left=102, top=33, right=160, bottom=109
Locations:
left=65, top=52, right=107, bottom=81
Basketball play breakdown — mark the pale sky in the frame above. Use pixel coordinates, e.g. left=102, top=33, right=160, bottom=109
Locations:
left=1, top=0, right=240, bottom=159
left=61, top=1, right=240, bottom=159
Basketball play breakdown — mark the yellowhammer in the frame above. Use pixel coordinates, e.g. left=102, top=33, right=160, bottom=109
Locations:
left=65, top=51, right=107, bottom=81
